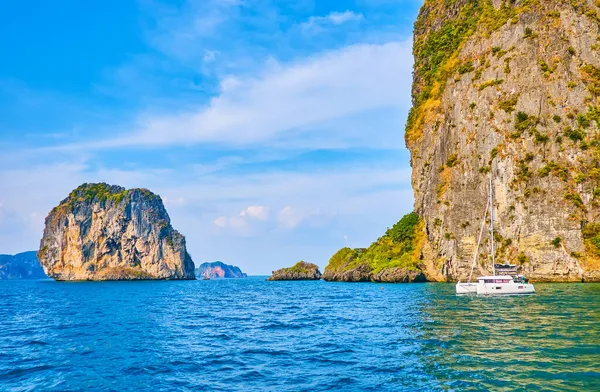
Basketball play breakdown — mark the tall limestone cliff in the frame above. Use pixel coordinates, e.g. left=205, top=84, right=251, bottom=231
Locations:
left=406, top=0, right=600, bottom=281
left=38, top=183, right=195, bottom=281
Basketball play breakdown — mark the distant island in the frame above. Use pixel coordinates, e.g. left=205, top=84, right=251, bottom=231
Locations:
left=267, top=261, right=322, bottom=281
left=0, top=251, right=47, bottom=280
left=195, top=262, right=247, bottom=279
left=38, top=183, right=196, bottom=281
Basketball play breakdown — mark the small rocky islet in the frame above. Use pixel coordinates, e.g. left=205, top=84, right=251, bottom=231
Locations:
left=37, top=183, right=196, bottom=281
left=267, top=261, right=322, bottom=281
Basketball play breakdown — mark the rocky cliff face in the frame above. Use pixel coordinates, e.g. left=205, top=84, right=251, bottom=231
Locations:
left=38, top=183, right=195, bottom=281
left=0, top=251, right=47, bottom=279
left=267, top=261, right=322, bottom=281
left=406, top=0, right=600, bottom=281
left=195, top=261, right=247, bottom=279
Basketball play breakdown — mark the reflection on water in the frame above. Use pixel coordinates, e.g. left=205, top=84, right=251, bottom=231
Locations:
left=0, top=279, right=598, bottom=391
left=417, top=283, right=600, bottom=391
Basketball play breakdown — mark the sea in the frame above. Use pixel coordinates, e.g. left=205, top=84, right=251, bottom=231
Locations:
left=0, top=278, right=598, bottom=391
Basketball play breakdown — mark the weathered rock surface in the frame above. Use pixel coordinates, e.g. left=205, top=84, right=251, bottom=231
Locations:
left=267, top=261, right=322, bottom=281
left=0, top=251, right=47, bottom=280
left=406, top=0, right=600, bottom=282
left=195, top=261, right=247, bottom=279
left=37, top=183, right=195, bottom=281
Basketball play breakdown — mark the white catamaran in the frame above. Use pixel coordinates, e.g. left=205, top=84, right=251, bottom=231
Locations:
left=456, top=176, right=535, bottom=295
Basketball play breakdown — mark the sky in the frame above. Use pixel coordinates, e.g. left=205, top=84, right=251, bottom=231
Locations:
left=0, top=0, right=422, bottom=275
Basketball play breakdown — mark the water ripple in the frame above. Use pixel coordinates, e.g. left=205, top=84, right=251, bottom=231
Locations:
left=0, top=279, right=598, bottom=391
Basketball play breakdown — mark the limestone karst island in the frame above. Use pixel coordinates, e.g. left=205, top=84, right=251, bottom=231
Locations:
left=2, top=0, right=600, bottom=391
left=320, top=0, right=600, bottom=284
left=37, top=183, right=196, bottom=281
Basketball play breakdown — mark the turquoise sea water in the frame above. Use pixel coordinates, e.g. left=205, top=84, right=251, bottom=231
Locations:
left=0, top=278, right=598, bottom=391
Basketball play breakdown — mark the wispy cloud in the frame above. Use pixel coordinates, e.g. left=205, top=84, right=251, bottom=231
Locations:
left=48, top=40, right=412, bottom=152
left=301, top=11, right=364, bottom=33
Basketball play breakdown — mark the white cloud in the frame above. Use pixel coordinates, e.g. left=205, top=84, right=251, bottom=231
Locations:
left=203, top=49, right=219, bottom=63
left=213, top=205, right=269, bottom=232
left=277, top=206, right=303, bottom=229
left=239, top=205, right=269, bottom=221
left=163, top=196, right=186, bottom=207
left=213, top=216, right=228, bottom=228
left=302, top=11, right=364, bottom=33
left=50, top=40, right=412, bottom=152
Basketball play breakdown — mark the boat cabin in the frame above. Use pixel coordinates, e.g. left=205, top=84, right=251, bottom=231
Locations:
left=477, top=275, right=514, bottom=283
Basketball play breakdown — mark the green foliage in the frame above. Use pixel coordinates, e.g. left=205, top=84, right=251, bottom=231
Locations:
left=537, top=161, right=568, bottom=181
left=539, top=60, right=552, bottom=75
left=516, top=160, right=531, bottom=182
left=325, top=212, right=423, bottom=275
left=479, top=79, right=504, bottom=90
left=490, top=147, right=498, bottom=159
left=408, top=0, right=483, bottom=136
left=407, top=0, right=523, bottom=142
left=523, top=27, right=536, bottom=38
left=564, top=191, right=584, bottom=209
left=581, top=64, right=600, bottom=96
left=564, top=127, right=585, bottom=142
left=582, top=223, right=600, bottom=240
left=517, top=252, right=530, bottom=264
left=534, top=131, right=549, bottom=144
left=551, top=237, right=562, bottom=248
left=64, top=183, right=129, bottom=207
left=499, top=96, right=518, bottom=113
left=283, top=261, right=318, bottom=274
left=552, top=115, right=562, bottom=123
left=388, top=212, right=420, bottom=246
left=583, top=223, right=600, bottom=256
left=577, top=113, right=590, bottom=128
left=458, top=61, right=475, bottom=74
left=568, top=46, right=576, bottom=55
left=512, top=111, right=537, bottom=138
left=469, top=102, right=476, bottom=110
left=446, top=154, right=459, bottom=167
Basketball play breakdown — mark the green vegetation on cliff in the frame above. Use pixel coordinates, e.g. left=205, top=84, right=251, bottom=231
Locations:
left=325, top=212, right=424, bottom=275
left=284, top=261, right=317, bottom=274
left=51, top=183, right=160, bottom=216
left=406, top=0, right=539, bottom=145
left=267, top=261, right=322, bottom=281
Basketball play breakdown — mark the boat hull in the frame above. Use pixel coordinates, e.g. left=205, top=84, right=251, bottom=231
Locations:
left=455, top=282, right=478, bottom=294
left=477, top=282, right=535, bottom=295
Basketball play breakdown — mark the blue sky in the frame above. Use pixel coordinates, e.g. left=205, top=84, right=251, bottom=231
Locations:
left=0, top=0, right=421, bottom=274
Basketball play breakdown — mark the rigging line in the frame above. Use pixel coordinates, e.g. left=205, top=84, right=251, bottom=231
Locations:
left=468, top=195, right=490, bottom=283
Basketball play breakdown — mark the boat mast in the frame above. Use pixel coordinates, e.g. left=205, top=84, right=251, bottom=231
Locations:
left=490, top=175, right=496, bottom=276
left=467, top=196, right=490, bottom=283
